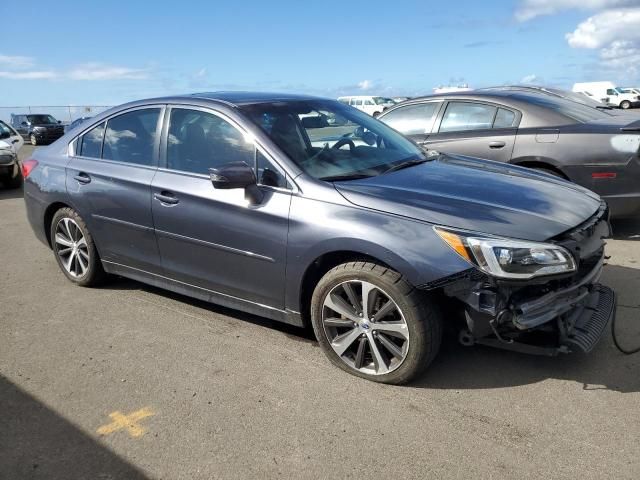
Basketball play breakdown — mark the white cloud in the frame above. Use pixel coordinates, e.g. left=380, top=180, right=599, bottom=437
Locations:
left=0, top=70, right=57, bottom=80
left=0, top=54, right=34, bottom=68
left=357, top=79, right=373, bottom=90
left=520, top=74, right=539, bottom=83
left=67, top=63, right=149, bottom=81
left=566, top=8, right=640, bottom=48
left=515, top=0, right=637, bottom=21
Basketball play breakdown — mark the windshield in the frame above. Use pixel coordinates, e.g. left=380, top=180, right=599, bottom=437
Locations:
left=240, top=99, right=426, bottom=181
left=0, top=121, right=14, bottom=139
left=27, top=114, right=57, bottom=124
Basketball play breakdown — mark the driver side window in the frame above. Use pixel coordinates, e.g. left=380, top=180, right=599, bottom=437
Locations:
left=167, top=108, right=254, bottom=175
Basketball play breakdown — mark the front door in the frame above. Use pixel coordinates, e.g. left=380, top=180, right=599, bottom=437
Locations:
left=66, top=107, right=164, bottom=273
left=151, top=106, right=291, bottom=309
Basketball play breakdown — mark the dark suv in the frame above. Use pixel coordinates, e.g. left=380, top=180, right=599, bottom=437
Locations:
left=11, top=113, right=65, bottom=146
left=22, top=93, right=616, bottom=384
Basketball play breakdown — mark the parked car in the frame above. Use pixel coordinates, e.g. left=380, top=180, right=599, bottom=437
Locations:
left=573, top=82, right=640, bottom=109
left=337, top=96, right=395, bottom=116
left=620, top=87, right=640, bottom=97
left=0, top=121, right=22, bottom=188
left=11, top=113, right=65, bottom=146
left=22, top=93, right=615, bottom=384
left=64, top=116, right=92, bottom=133
left=0, top=119, right=24, bottom=153
left=378, top=90, right=640, bottom=217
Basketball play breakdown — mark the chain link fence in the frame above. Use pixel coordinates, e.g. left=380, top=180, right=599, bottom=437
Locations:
left=0, top=106, right=113, bottom=125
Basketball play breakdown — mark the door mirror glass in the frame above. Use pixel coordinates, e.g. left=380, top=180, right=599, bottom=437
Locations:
left=209, top=161, right=257, bottom=189
left=21, top=121, right=28, bottom=126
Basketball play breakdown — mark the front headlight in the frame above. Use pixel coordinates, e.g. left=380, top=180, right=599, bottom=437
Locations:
left=435, top=227, right=576, bottom=280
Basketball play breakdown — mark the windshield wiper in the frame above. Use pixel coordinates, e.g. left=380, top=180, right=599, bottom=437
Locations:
left=382, top=157, right=431, bottom=175
left=320, top=173, right=374, bottom=182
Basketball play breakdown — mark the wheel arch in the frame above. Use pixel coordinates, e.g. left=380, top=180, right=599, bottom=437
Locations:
left=295, top=244, right=421, bottom=327
left=43, top=201, right=72, bottom=248
left=511, top=156, right=569, bottom=180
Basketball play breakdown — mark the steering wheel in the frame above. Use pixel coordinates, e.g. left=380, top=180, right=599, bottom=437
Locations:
left=332, top=137, right=356, bottom=151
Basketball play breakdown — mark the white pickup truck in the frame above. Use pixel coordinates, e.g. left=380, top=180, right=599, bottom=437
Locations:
left=573, top=81, right=640, bottom=109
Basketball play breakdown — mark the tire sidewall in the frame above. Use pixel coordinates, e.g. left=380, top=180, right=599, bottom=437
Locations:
left=310, top=264, right=435, bottom=384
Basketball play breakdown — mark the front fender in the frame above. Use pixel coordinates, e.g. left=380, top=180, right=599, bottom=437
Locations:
left=284, top=195, right=472, bottom=313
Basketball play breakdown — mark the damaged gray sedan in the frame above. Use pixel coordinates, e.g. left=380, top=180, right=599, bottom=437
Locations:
left=23, top=93, right=615, bottom=384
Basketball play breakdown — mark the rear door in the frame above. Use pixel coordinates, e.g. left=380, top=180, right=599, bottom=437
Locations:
left=422, top=101, right=519, bottom=163
left=66, top=106, right=164, bottom=274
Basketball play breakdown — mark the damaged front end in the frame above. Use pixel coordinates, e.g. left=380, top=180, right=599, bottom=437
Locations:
left=431, top=203, right=616, bottom=356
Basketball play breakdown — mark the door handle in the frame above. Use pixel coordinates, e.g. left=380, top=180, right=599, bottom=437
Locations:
left=489, top=141, right=506, bottom=149
left=154, top=191, right=179, bottom=205
left=73, top=172, right=91, bottom=184
left=11, top=139, right=19, bottom=144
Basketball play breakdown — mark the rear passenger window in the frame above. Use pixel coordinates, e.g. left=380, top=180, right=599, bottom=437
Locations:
left=494, top=108, right=516, bottom=128
left=103, top=108, right=160, bottom=166
left=79, top=122, right=105, bottom=158
left=439, top=102, right=497, bottom=133
left=166, top=108, right=254, bottom=175
left=381, top=103, right=440, bottom=135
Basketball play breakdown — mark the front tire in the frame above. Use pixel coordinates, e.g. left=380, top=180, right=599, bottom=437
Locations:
left=50, top=208, right=106, bottom=287
left=310, top=262, right=442, bottom=384
left=30, top=134, right=38, bottom=146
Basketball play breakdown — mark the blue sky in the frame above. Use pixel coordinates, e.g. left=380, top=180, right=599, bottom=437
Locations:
left=1, top=0, right=639, bottom=107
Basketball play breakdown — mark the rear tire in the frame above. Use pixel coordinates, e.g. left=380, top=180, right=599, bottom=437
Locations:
left=620, top=100, right=631, bottom=110
left=50, top=208, right=106, bottom=287
left=310, top=261, right=442, bottom=384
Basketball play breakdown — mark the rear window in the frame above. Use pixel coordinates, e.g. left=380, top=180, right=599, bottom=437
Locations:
left=516, top=93, right=611, bottom=123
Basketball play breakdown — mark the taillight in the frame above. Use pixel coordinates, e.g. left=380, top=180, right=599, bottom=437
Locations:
left=21, top=159, right=38, bottom=178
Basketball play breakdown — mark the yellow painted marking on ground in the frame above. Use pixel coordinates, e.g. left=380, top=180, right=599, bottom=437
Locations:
left=97, top=407, right=155, bottom=438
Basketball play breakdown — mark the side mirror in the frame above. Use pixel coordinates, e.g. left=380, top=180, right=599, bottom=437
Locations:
left=58, top=120, right=62, bottom=124
left=209, top=161, right=263, bottom=204
left=21, top=122, right=28, bottom=126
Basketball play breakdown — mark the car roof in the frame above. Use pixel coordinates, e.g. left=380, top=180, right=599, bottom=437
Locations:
left=186, top=91, right=323, bottom=105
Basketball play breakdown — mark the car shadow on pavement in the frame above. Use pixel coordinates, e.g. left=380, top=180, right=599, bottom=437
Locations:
left=0, top=185, right=23, bottom=200
left=0, top=374, right=150, bottom=479
left=611, top=218, right=640, bottom=241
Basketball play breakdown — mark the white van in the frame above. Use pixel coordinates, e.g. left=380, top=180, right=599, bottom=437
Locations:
left=573, top=81, right=640, bottom=109
left=337, top=96, right=395, bottom=116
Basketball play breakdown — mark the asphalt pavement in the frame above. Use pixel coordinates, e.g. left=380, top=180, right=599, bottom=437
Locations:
left=1, top=145, right=639, bottom=479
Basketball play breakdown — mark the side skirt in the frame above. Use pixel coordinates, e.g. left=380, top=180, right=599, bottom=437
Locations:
left=102, top=260, right=304, bottom=327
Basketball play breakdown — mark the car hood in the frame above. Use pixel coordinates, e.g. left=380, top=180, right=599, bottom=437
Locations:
left=334, top=154, right=602, bottom=241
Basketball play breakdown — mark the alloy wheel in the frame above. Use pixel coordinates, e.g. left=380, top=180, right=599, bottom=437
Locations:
left=54, top=217, right=90, bottom=278
left=321, top=280, right=409, bottom=375
left=30, top=134, right=37, bottom=146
